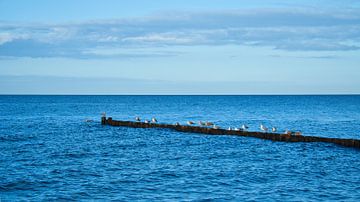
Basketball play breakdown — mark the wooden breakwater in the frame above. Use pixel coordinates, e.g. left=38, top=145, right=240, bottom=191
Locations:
left=101, top=117, right=360, bottom=149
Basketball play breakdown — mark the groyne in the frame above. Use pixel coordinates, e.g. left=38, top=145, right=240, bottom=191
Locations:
left=101, top=117, right=360, bottom=149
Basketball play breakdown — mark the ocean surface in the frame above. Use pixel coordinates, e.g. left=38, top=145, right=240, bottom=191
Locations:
left=0, top=95, right=359, bottom=201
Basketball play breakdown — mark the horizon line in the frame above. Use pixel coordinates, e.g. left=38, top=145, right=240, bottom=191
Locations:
left=1, top=93, right=359, bottom=96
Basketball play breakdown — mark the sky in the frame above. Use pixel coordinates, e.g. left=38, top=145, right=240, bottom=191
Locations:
left=0, top=0, right=360, bottom=94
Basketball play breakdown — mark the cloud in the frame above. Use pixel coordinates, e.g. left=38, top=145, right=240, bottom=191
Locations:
left=0, top=32, right=29, bottom=45
left=0, top=33, right=13, bottom=45
left=1, top=8, right=360, bottom=58
left=122, top=33, right=202, bottom=44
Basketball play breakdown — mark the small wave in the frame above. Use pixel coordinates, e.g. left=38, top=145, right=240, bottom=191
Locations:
left=0, top=134, right=36, bottom=142
left=0, top=180, right=36, bottom=192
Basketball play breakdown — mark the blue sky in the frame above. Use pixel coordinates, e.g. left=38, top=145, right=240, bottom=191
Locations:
left=0, top=0, right=360, bottom=94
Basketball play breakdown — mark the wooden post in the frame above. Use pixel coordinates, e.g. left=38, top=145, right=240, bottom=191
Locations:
left=101, top=116, right=106, bottom=125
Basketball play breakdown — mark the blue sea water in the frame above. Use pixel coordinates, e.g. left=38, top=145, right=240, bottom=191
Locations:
left=0, top=95, right=359, bottom=201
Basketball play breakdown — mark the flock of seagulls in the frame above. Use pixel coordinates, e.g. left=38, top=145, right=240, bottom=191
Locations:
left=135, top=116, right=158, bottom=124
left=133, top=116, right=300, bottom=135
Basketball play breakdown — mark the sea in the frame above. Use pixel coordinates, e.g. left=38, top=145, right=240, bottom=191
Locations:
left=0, top=95, right=359, bottom=201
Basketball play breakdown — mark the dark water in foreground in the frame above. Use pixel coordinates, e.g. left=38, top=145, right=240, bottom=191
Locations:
left=0, top=95, right=359, bottom=201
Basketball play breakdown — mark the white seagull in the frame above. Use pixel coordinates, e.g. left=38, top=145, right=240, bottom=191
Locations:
left=228, top=127, right=232, bottom=131
left=135, top=116, right=141, bottom=122
left=199, top=121, right=206, bottom=126
left=241, top=124, right=249, bottom=131
left=260, top=124, right=268, bottom=132
left=213, top=125, right=220, bottom=129
left=272, top=127, right=277, bottom=132
left=187, top=121, right=194, bottom=125
left=175, top=122, right=180, bottom=126
left=151, top=117, right=157, bottom=123
left=144, top=120, right=150, bottom=124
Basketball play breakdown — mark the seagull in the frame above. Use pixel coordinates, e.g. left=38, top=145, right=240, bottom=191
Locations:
left=135, top=117, right=141, bottom=122
left=206, top=122, right=214, bottom=126
left=175, top=122, right=180, bottom=126
left=144, top=120, right=150, bottom=124
left=228, top=127, right=232, bottom=131
left=234, top=128, right=240, bottom=131
left=295, top=131, right=302, bottom=136
left=151, top=117, right=157, bottom=123
left=284, top=130, right=292, bottom=135
left=260, top=124, right=268, bottom=132
left=241, top=124, right=249, bottom=131
left=213, top=125, right=220, bottom=129
left=199, top=121, right=206, bottom=126
left=272, top=127, right=277, bottom=132
left=187, top=121, right=194, bottom=125
left=101, top=112, right=106, bottom=117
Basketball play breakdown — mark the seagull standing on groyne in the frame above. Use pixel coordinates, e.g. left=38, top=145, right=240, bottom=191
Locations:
left=151, top=117, right=157, bottom=123
left=187, top=121, right=194, bottom=125
left=241, top=124, right=249, bottom=131
left=135, top=117, right=141, bottom=122
left=260, top=124, right=268, bottom=132
left=272, top=127, right=277, bottom=132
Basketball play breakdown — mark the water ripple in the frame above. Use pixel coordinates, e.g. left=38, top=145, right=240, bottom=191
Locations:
left=1, top=95, right=360, bottom=201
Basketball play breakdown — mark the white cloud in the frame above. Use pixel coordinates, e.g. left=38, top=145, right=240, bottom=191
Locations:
left=0, top=32, right=29, bottom=45
left=122, top=32, right=204, bottom=44
left=0, top=33, right=14, bottom=45
left=1, top=8, right=360, bottom=58
left=97, top=36, right=119, bottom=42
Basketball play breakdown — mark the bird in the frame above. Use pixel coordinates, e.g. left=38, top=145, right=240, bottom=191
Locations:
left=284, top=130, right=292, bottom=135
left=199, top=121, right=206, bottom=126
left=213, top=125, right=220, bottom=129
left=234, top=128, right=240, bottom=131
left=144, top=120, right=150, bottom=124
left=175, top=122, right=180, bottom=126
left=187, top=121, right=194, bottom=125
left=260, top=124, right=268, bottom=132
left=151, top=117, right=157, bottom=123
left=206, top=122, right=214, bottom=126
left=228, top=127, right=232, bottom=130
left=135, top=116, right=141, bottom=122
left=295, top=131, right=302, bottom=136
left=272, top=127, right=277, bottom=132
left=101, top=112, right=106, bottom=117
left=241, top=124, right=249, bottom=131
